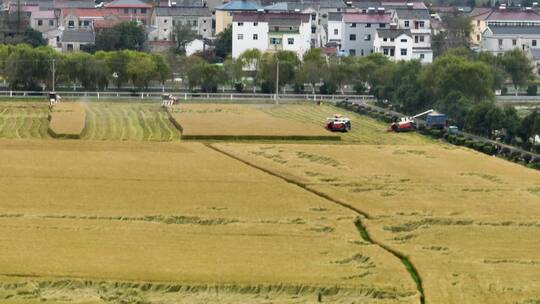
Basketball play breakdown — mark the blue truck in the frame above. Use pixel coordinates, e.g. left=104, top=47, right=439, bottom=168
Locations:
left=425, top=112, right=447, bottom=130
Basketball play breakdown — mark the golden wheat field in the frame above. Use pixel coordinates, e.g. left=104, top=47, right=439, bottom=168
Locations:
left=1, top=100, right=539, bottom=304
left=0, top=139, right=417, bottom=303
left=167, top=103, right=341, bottom=140
left=214, top=143, right=540, bottom=304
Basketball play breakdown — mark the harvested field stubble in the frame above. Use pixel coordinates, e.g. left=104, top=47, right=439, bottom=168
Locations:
left=215, top=143, right=540, bottom=304
left=0, top=139, right=417, bottom=303
left=48, top=102, right=86, bottom=138
left=167, top=104, right=341, bottom=141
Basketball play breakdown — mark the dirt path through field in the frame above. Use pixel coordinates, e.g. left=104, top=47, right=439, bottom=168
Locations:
left=207, top=144, right=425, bottom=304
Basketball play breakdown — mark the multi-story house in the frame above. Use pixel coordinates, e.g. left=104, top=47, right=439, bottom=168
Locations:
left=470, top=8, right=540, bottom=46
left=341, top=10, right=391, bottom=57
left=327, top=12, right=343, bottom=48
left=386, top=5, right=433, bottom=62
left=482, top=26, right=540, bottom=55
left=30, top=10, right=58, bottom=33
left=104, top=0, right=153, bottom=26
left=374, top=28, right=432, bottom=62
left=231, top=12, right=311, bottom=59
left=61, top=8, right=108, bottom=29
left=374, top=29, right=414, bottom=61
left=215, top=0, right=261, bottom=34
left=149, top=6, right=213, bottom=42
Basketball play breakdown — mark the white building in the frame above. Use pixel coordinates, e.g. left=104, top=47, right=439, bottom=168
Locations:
left=232, top=12, right=312, bottom=59
left=148, top=6, right=213, bottom=42
left=482, top=26, right=540, bottom=55
left=374, top=29, right=433, bottom=63
left=327, top=12, right=343, bottom=47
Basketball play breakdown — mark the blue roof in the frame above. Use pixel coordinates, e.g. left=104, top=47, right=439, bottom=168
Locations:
left=216, top=0, right=261, bottom=11
left=264, top=2, right=288, bottom=11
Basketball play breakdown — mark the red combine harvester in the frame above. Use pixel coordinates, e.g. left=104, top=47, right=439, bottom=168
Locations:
left=388, top=109, right=437, bottom=132
left=325, top=114, right=351, bottom=132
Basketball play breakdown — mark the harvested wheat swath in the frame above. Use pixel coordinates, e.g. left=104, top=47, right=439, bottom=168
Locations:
left=0, top=102, right=50, bottom=139
left=167, top=104, right=341, bottom=141
left=48, top=103, right=86, bottom=139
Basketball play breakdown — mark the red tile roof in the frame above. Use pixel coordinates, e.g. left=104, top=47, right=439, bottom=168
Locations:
left=343, top=12, right=392, bottom=23
left=487, top=10, right=540, bottom=20
left=63, top=8, right=106, bottom=18
left=233, top=12, right=310, bottom=23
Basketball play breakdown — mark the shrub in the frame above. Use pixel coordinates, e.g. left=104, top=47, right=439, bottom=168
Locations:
left=456, top=136, right=465, bottom=145
left=464, top=140, right=474, bottom=148
left=234, top=82, right=244, bottom=93
left=510, top=150, right=521, bottom=160
left=430, top=129, right=443, bottom=138
left=527, top=85, right=538, bottom=96
left=522, top=153, right=533, bottom=163
left=482, top=144, right=496, bottom=155
left=447, top=135, right=457, bottom=143
left=473, top=141, right=485, bottom=151
left=319, top=82, right=337, bottom=95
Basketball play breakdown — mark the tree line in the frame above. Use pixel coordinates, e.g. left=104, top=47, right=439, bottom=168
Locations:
left=0, top=44, right=170, bottom=91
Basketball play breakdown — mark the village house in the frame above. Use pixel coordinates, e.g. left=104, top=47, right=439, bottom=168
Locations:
left=232, top=11, right=311, bottom=59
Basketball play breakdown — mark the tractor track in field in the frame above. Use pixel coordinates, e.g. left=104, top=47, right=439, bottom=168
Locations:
left=207, top=143, right=425, bottom=304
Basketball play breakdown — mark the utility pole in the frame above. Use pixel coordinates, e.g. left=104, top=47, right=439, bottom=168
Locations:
left=275, top=58, right=279, bottom=103
left=51, top=59, right=56, bottom=92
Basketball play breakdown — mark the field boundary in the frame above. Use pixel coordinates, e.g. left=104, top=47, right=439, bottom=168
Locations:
left=206, top=144, right=425, bottom=304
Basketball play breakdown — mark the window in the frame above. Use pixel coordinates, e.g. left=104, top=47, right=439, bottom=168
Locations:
left=38, top=20, right=43, bottom=26
left=383, top=48, right=388, bottom=55
left=270, top=38, right=282, bottom=45
left=477, top=20, right=480, bottom=26
left=351, top=23, right=356, bottom=28
left=253, top=34, right=258, bottom=40
left=419, top=36, right=424, bottom=42
left=401, top=39, right=407, bottom=42
left=164, top=19, right=168, bottom=23
left=311, top=26, right=316, bottom=33
left=349, top=34, right=356, bottom=41
left=49, top=20, right=54, bottom=26
left=366, top=23, right=371, bottom=28
left=414, top=36, right=418, bottom=43
left=390, top=38, right=394, bottom=42
left=238, top=22, right=243, bottom=26
left=404, top=20, right=409, bottom=27
left=420, top=54, right=425, bottom=59
left=400, top=48, right=407, bottom=56
left=390, top=49, right=395, bottom=56
left=534, top=40, right=538, bottom=46
left=419, top=21, right=424, bottom=28
left=498, top=39, right=503, bottom=46
left=141, top=8, right=147, bottom=14
left=477, top=34, right=480, bottom=41
left=68, top=20, right=74, bottom=27
left=311, top=14, right=316, bottom=21
left=364, top=34, right=371, bottom=41
left=237, top=34, right=243, bottom=40
left=193, top=20, right=197, bottom=26
left=383, top=38, right=387, bottom=42
left=512, top=39, right=517, bottom=46
left=83, top=20, right=90, bottom=26
left=349, top=49, right=356, bottom=56
left=379, top=23, right=386, bottom=28
left=288, top=38, right=294, bottom=44
left=254, top=22, right=258, bottom=26
left=124, top=8, right=129, bottom=14
left=67, top=44, right=74, bottom=52
left=334, top=29, right=338, bottom=35
left=361, top=49, right=364, bottom=56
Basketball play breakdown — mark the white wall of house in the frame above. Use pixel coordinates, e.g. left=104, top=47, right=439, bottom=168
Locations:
left=281, top=22, right=311, bottom=57
left=149, top=14, right=212, bottom=41
left=412, top=49, right=433, bottom=63
left=31, top=17, right=57, bottom=33
left=374, top=33, right=413, bottom=61
left=232, top=21, right=269, bottom=58
left=327, top=19, right=342, bottom=44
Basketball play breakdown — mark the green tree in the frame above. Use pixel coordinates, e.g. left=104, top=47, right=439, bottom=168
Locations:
left=501, top=49, right=532, bottom=96
left=127, top=52, right=157, bottom=90
left=21, top=28, right=47, bottom=47
left=298, top=48, right=326, bottom=94
left=95, top=21, right=146, bottom=51
left=214, top=26, right=232, bottom=60
left=152, top=53, right=171, bottom=88
left=223, top=57, right=243, bottom=92
left=238, top=49, right=262, bottom=92
left=258, top=51, right=300, bottom=93
left=102, top=50, right=131, bottom=89
left=172, top=23, right=197, bottom=54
